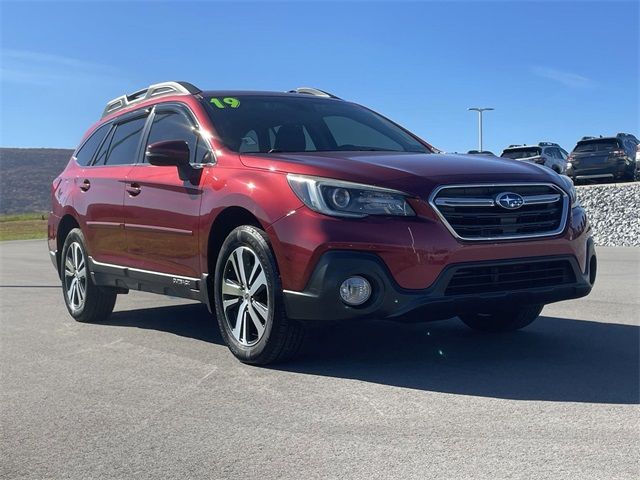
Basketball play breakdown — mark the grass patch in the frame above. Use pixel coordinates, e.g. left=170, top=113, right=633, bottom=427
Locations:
left=0, top=212, right=48, bottom=241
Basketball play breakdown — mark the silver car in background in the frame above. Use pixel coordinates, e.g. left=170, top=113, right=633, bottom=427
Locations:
left=500, top=142, right=568, bottom=173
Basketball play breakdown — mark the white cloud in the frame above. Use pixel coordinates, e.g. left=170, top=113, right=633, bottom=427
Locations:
left=531, top=66, right=596, bottom=89
left=0, top=49, right=121, bottom=86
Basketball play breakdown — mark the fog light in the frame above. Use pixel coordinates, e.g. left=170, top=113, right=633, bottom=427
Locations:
left=339, top=276, right=371, bottom=306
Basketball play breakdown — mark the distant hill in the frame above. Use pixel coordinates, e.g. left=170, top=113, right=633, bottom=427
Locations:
left=0, top=148, right=73, bottom=214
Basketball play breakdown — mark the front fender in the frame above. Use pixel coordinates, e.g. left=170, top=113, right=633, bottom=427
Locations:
left=197, top=166, right=303, bottom=270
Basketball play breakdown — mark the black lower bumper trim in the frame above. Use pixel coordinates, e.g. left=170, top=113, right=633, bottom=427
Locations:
left=283, top=239, right=596, bottom=322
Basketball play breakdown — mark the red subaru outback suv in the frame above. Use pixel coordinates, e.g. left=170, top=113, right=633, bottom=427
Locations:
left=49, top=81, right=596, bottom=364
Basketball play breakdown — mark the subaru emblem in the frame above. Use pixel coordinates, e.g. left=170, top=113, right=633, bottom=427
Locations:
left=496, top=192, right=524, bottom=210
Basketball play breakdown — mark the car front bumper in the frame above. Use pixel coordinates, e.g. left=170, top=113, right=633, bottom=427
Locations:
left=283, top=237, right=596, bottom=322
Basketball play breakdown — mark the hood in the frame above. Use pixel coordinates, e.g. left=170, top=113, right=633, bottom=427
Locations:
left=240, top=151, right=562, bottom=197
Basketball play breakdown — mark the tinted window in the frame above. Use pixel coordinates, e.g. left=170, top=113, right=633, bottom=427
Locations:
left=622, top=138, right=636, bottom=155
left=194, top=136, right=213, bottom=163
left=545, top=147, right=562, bottom=159
left=101, top=116, right=147, bottom=166
left=501, top=147, right=541, bottom=159
left=204, top=95, right=430, bottom=154
left=93, top=127, right=115, bottom=166
left=263, top=125, right=316, bottom=152
left=145, top=109, right=208, bottom=163
left=75, top=123, right=110, bottom=166
left=239, top=129, right=260, bottom=153
left=574, top=139, right=621, bottom=153
left=324, top=116, right=402, bottom=151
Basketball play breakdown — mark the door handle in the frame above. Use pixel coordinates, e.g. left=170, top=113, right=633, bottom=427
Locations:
left=126, top=183, right=141, bottom=197
left=79, top=179, right=91, bottom=192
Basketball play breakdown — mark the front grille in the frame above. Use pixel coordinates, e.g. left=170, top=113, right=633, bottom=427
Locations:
left=431, top=184, right=568, bottom=240
left=444, top=259, right=576, bottom=296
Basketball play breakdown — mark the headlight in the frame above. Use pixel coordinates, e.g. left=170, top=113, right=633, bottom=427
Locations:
left=558, top=175, right=580, bottom=208
left=287, top=174, right=416, bottom=218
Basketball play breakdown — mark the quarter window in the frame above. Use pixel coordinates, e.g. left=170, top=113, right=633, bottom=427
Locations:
left=74, top=123, right=111, bottom=166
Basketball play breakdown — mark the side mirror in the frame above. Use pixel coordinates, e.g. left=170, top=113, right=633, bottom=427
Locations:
left=145, top=140, right=190, bottom=166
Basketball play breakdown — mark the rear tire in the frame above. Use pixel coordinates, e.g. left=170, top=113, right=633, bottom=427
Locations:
left=60, top=228, right=117, bottom=323
left=213, top=225, right=304, bottom=365
left=459, top=304, right=543, bottom=332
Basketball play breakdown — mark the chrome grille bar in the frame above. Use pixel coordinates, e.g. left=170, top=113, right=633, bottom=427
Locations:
left=429, top=183, right=569, bottom=241
left=434, top=193, right=561, bottom=208
left=434, top=197, right=496, bottom=207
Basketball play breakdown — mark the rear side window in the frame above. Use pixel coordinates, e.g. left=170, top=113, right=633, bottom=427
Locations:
left=99, top=116, right=147, bottom=166
left=545, top=147, right=562, bottom=159
left=93, top=127, right=115, bottom=166
left=74, top=123, right=111, bottom=166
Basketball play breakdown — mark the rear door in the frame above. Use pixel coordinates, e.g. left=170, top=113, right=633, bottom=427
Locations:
left=123, top=103, right=210, bottom=278
left=74, top=113, right=148, bottom=265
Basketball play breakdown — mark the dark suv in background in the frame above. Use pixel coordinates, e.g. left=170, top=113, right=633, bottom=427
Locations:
left=48, top=81, right=596, bottom=364
left=567, top=133, right=639, bottom=182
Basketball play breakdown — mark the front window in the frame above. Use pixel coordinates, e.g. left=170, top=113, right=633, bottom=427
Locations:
left=203, top=95, right=431, bottom=154
left=145, top=109, right=211, bottom=164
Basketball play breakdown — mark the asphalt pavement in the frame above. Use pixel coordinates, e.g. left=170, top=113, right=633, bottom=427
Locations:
left=1, top=240, right=638, bottom=479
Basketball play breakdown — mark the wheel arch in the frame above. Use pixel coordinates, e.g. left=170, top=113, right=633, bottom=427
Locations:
left=206, top=206, right=263, bottom=276
left=55, top=214, right=81, bottom=276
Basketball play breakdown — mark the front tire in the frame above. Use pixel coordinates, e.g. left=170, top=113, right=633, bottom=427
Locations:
left=60, top=228, right=117, bottom=323
left=213, top=225, right=304, bottom=365
left=459, top=304, right=543, bottom=332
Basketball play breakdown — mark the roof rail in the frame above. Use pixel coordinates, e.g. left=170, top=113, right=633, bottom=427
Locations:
left=288, top=87, right=341, bottom=99
left=507, top=144, right=523, bottom=148
left=538, top=141, right=559, bottom=147
left=580, top=136, right=595, bottom=141
left=101, top=81, right=201, bottom=118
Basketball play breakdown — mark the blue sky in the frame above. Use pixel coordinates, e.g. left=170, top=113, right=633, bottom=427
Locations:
left=1, top=1, right=638, bottom=153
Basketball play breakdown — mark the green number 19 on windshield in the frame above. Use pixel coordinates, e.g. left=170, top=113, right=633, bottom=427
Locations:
left=210, top=97, right=241, bottom=109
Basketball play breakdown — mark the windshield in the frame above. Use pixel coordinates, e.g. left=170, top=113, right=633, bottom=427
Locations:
left=501, top=147, right=541, bottom=159
left=573, top=139, right=621, bottom=153
left=203, top=95, right=431, bottom=154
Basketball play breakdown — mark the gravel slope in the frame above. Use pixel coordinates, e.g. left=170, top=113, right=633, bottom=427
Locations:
left=577, top=182, right=639, bottom=247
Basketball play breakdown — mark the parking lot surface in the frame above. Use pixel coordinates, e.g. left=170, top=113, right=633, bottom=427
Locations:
left=1, top=240, right=638, bottom=479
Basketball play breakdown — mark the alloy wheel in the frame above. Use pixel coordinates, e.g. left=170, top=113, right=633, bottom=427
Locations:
left=221, top=246, right=270, bottom=346
left=64, top=242, right=87, bottom=312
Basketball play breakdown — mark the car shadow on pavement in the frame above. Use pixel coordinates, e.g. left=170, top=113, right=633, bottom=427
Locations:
left=107, top=303, right=224, bottom=344
left=105, top=304, right=639, bottom=405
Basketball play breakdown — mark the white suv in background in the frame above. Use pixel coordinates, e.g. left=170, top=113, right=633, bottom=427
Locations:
left=500, top=142, right=569, bottom=173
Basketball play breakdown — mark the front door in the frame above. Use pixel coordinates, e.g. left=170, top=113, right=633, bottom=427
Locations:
left=123, top=104, right=210, bottom=278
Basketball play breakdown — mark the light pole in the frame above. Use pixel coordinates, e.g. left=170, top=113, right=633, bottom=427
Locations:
left=468, top=107, right=494, bottom=152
